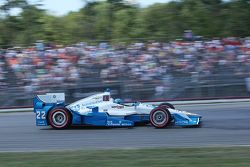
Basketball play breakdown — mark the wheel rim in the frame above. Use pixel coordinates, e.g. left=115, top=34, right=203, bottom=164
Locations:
left=52, top=111, right=66, bottom=126
left=153, top=110, right=166, bottom=125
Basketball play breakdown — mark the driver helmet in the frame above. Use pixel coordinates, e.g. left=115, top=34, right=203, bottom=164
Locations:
left=114, top=98, right=124, bottom=104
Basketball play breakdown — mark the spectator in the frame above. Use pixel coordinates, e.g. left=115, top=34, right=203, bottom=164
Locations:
left=1, top=37, right=249, bottom=97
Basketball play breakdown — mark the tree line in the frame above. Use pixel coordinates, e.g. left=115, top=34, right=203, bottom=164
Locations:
left=0, top=0, right=250, bottom=48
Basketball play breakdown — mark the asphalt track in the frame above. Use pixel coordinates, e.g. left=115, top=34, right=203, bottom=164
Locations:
left=0, top=102, right=250, bottom=152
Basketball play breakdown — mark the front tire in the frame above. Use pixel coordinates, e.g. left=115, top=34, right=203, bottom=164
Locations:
left=150, top=107, right=171, bottom=128
left=48, top=107, right=71, bottom=129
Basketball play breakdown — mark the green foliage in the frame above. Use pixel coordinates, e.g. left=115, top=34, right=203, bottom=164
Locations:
left=0, top=0, right=250, bottom=47
left=0, top=0, right=28, bottom=15
left=113, top=8, right=138, bottom=39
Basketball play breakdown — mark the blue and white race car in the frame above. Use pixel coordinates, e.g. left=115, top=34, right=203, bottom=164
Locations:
left=34, top=90, right=202, bottom=129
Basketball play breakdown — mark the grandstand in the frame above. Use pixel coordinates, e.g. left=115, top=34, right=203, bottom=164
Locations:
left=0, top=37, right=250, bottom=106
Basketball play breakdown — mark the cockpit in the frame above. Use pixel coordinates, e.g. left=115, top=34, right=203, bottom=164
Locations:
left=114, top=98, right=140, bottom=107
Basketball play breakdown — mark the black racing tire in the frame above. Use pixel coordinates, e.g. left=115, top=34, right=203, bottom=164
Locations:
left=159, top=102, right=175, bottom=109
left=48, top=107, right=71, bottom=129
left=150, top=107, right=171, bottom=128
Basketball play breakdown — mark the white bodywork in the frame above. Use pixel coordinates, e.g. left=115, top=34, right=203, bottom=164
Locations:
left=66, top=91, right=197, bottom=118
left=38, top=93, right=65, bottom=103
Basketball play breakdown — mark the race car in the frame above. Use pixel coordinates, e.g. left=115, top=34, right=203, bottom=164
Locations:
left=33, top=90, right=202, bottom=129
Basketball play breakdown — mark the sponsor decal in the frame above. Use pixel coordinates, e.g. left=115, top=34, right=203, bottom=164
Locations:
left=121, top=123, right=132, bottom=126
left=107, top=120, right=132, bottom=126
left=37, top=120, right=46, bottom=126
left=111, top=106, right=124, bottom=109
left=176, top=121, right=188, bottom=124
left=79, top=99, right=103, bottom=107
left=107, top=121, right=121, bottom=126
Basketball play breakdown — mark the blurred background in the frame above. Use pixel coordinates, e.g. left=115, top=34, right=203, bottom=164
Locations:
left=0, top=0, right=250, bottom=107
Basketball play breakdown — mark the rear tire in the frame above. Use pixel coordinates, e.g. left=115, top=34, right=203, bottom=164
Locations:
left=150, top=107, right=171, bottom=128
left=159, top=102, right=175, bottom=109
left=48, top=107, right=71, bottom=129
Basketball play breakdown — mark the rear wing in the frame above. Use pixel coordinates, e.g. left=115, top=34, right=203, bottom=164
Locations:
left=36, top=93, right=65, bottom=103
left=34, top=93, right=65, bottom=113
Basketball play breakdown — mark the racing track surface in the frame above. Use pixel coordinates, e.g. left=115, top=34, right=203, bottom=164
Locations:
left=0, top=102, right=250, bottom=152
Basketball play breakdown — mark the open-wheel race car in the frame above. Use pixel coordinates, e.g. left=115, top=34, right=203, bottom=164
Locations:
left=33, top=90, right=202, bottom=129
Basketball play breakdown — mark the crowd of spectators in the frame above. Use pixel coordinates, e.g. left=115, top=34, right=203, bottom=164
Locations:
left=0, top=37, right=250, bottom=95
left=0, top=55, right=7, bottom=91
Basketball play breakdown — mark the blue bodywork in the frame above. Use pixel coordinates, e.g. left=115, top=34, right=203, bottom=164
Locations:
left=34, top=96, right=134, bottom=127
left=34, top=96, right=201, bottom=128
left=173, top=114, right=201, bottom=126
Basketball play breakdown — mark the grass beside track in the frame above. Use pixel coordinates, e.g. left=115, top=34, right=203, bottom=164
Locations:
left=0, top=147, right=250, bottom=167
